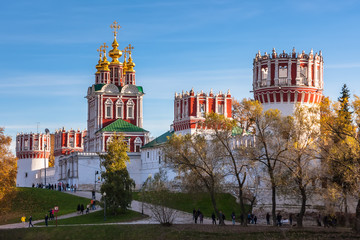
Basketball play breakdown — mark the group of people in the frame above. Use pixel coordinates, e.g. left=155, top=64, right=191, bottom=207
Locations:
left=192, top=209, right=204, bottom=224
left=23, top=211, right=54, bottom=228
left=317, top=214, right=337, bottom=228
left=31, top=182, right=77, bottom=192
left=77, top=200, right=96, bottom=215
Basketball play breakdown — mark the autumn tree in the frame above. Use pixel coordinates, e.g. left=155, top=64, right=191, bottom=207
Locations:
left=243, top=99, right=291, bottom=226
left=279, top=104, right=321, bottom=227
left=0, top=127, right=17, bottom=213
left=163, top=133, right=226, bottom=225
left=99, top=134, right=134, bottom=214
left=200, top=111, right=251, bottom=226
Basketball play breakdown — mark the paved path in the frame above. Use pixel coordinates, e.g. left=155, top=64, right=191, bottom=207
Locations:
left=0, top=190, right=232, bottom=229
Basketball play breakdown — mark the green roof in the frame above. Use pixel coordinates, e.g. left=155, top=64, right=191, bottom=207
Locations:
left=141, top=130, right=173, bottom=149
left=137, top=86, right=144, bottom=93
left=94, top=84, right=105, bottom=91
left=97, top=119, right=148, bottom=133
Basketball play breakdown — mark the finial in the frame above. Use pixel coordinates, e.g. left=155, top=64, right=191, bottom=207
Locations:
left=258, top=50, right=261, bottom=56
left=175, top=92, right=177, bottom=97
left=210, top=88, right=213, bottom=94
left=97, top=45, right=103, bottom=59
left=191, top=87, right=194, bottom=92
left=319, top=50, right=322, bottom=56
left=200, top=90, right=203, bottom=94
left=310, top=48, right=313, bottom=54
left=110, top=21, right=121, bottom=37
left=219, top=90, right=222, bottom=95
left=127, top=43, right=134, bottom=58
left=292, top=47, right=296, bottom=53
left=227, top=89, right=231, bottom=95
left=302, top=50, right=305, bottom=54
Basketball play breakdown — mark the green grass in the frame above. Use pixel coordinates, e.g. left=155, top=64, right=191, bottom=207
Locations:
left=0, top=225, right=356, bottom=240
left=0, top=187, right=91, bottom=225
left=36, top=209, right=146, bottom=225
left=133, top=192, right=250, bottom=219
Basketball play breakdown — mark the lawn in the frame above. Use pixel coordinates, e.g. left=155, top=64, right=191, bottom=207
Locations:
left=0, top=187, right=90, bottom=225
left=133, top=192, right=250, bottom=219
left=36, top=209, right=146, bottom=225
left=0, top=224, right=357, bottom=240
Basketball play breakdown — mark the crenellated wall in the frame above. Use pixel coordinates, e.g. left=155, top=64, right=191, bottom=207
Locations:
left=253, top=48, right=323, bottom=116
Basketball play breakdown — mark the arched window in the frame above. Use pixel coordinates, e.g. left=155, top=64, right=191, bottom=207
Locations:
left=218, top=104, right=224, bottom=115
left=134, top=137, right=142, bottom=152
left=199, top=103, right=205, bottom=117
left=127, top=99, right=135, bottom=119
left=105, top=99, right=113, bottom=119
left=116, top=99, right=124, bottom=119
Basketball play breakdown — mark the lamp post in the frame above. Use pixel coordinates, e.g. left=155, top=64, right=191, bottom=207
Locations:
left=94, top=171, right=99, bottom=200
left=44, top=128, right=49, bottom=188
left=103, top=192, right=106, bottom=221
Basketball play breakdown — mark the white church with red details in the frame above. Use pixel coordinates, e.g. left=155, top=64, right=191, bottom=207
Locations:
left=15, top=22, right=324, bottom=193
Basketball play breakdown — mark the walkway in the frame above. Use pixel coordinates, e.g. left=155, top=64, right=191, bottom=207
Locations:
left=0, top=190, right=232, bottom=229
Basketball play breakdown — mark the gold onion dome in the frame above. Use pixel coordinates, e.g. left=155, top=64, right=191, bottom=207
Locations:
left=126, top=55, right=135, bottom=72
left=101, top=55, right=110, bottom=71
left=109, top=37, right=122, bottom=64
left=95, top=58, right=102, bottom=73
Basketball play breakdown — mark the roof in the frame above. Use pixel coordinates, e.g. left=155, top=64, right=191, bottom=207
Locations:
left=97, top=119, right=148, bottom=133
left=141, top=130, right=174, bottom=149
left=137, top=86, right=144, bottom=94
left=93, top=84, right=144, bottom=93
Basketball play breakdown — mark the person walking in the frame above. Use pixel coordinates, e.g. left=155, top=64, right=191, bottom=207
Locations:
left=193, top=209, right=196, bottom=221
left=211, top=212, right=216, bottom=225
left=77, top=204, right=81, bottom=214
left=81, top=204, right=84, bottom=214
left=231, top=212, right=236, bottom=225
left=194, top=209, right=199, bottom=224
left=266, top=213, right=270, bottom=225
left=28, top=216, right=34, bottom=227
left=276, top=212, right=282, bottom=226
left=45, top=214, right=48, bottom=226
left=289, top=213, right=293, bottom=226
left=199, top=211, right=204, bottom=224
left=254, top=215, right=257, bottom=224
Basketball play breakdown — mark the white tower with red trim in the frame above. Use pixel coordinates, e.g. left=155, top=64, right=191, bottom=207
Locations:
left=253, top=48, right=323, bottom=116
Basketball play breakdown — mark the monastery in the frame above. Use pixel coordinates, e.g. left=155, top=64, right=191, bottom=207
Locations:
left=15, top=22, right=324, bottom=204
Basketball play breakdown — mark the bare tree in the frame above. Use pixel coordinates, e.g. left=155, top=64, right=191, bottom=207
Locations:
left=141, top=169, right=177, bottom=226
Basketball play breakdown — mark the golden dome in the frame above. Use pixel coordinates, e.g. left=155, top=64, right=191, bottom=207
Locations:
left=109, top=37, right=122, bottom=64
left=95, top=58, right=102, bottom=74
left=101, top=54, right=110, bottom=71
left=126, top=55, right=135, bottom=72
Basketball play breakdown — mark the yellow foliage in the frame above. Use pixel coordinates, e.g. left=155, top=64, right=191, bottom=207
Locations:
left=0, top=127, right=18, bottom=211
left=100, top=133, right=130, bottom=172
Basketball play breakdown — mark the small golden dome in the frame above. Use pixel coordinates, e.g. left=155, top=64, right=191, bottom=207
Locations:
left=95, top=58, right=102, bottom=74
left=109, top=37, right=122, bottom=64
left=101, top=55, right=110, bottom=71
left=126, top=55, right=135, bottom=72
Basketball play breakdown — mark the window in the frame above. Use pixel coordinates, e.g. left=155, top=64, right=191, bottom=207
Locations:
left=200, top=103, right=205, bottom=117
left=127, top=99, right=135, bottom=119
left=34, top=140, right=39, bottom=150
left=116, top=99, right=123, bottom=119
left=218, top=104, right=224, bottom=115
left=134, top=137, right=142, bottom=153
left=147, top=152, right=149, bottom=158
left=69, top=137, right=74, bottom=147
left=25, top=172, right=28, bottom=178
left=261, top=67, right=268, bottom=80
left=159, top=156, right=161, bottom=164
left=105, top=99, right=113, bottom=118
left=279, top=66, right=287, bottom=78
left=24, top=140, right=29, bottom=150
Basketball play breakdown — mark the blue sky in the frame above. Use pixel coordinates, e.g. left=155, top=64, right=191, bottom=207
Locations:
left=1, top=0, right=360, bottom=151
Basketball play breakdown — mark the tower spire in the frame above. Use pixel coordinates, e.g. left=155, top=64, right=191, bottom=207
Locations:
left=95, top=45, right=103, bottom=73
left=101, top=43, right=110, bottom=71
left=109, top=21, right=122, bottom=64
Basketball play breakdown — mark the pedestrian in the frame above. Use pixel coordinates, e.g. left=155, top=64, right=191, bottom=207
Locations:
left=276, top=212, right=282, bottom=226
left=74, top=184, right=77, bottom=193
left=211, top=212, right=216, bottom=225
left=81, top=204, right=84, bottom=214
left=92, top=189, right=96, bottom=200
left=247, top=212, right=251, bottom=224
left=199, top=211, right=204, bottom=224
left=317, top=214, right=322, bottom=227
left=194, top=209, right=199, bottom=224
left=222, top=212, right=226, bottom=223
left=86, top=205, right=90, bottom=214
left=45, top=214, right=48, bottom=226
left=266, top=212, right=270, bottom=225
left=28, top=216, right=34, bottom=227
left=21, top=215, right=26, bottom=227
left=77, top=204, right=81, bottom=214
left=231, top=212, right=236, bottom=225
left=289, top=213, right=293, bottom=226
left=254, top=215, right=257, bottom=224
left=193, top=209, right=196, bottom=220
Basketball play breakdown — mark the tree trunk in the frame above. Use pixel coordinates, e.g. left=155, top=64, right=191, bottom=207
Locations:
left=297, top=186, right=306, bottom=228
left=238, top=187, right=247, bottom=226
left=209, top=191, right=224, bottom=225
left=269, top=169, right=277, bottom=226
left=344, top=193, right=350, bottom=227
left=354, top=199, right=360, bottom=232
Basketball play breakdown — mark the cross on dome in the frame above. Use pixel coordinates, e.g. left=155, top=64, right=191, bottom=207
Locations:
left=110, top=21, right=121, bottom=37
